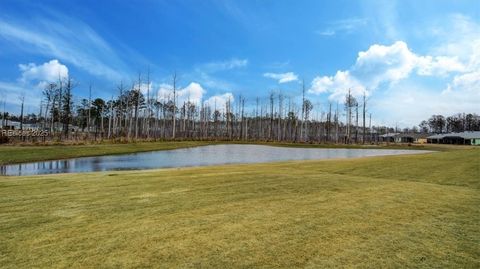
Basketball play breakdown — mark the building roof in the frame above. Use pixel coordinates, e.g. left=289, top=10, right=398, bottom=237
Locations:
left=380, top=133, right=399, bottom=138
left=5, top=120, right=21, bottom=126
left=427, top=131, right=480, bottom=139
left=381, top=133, right=429, bottom=139
left=427, top=133, right=445, bottom=139
left=397, top=133, right=429, bottom=139
left=453, top=131, right=480, bottom=139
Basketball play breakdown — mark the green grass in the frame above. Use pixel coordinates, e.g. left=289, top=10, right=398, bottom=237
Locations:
left=0, top=141, right=214, bottom=165
left=239, top=141, right=463, bottom=152
left=1, top=148, right=479, bottom=268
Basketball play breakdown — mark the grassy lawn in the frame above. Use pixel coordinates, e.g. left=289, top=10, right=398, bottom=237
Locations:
left=0, top=141, right=215, bottom=165
left=0, top=148, right=479, bottom=268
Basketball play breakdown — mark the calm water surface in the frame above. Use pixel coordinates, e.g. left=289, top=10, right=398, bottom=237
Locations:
left=1, top=144, right=431, bottom=176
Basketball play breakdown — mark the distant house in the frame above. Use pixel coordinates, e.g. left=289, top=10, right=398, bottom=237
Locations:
left=416, top=137, right=428, bottom=144
left=396, top=133, right=429, bottom=144
left=426, top=133, right=444, bottom=144
left=379, top=133, right=399, bottom=143
left=380, top=133, right=429, bottom=144
left=427, top=131, right=480, bottom=145
left=2, top=120, right=41, bottom=130
left=3, top=120, right=21, bottom=130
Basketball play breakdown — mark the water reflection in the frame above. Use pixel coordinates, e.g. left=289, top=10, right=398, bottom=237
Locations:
left=0, top=145, right=430, bottom=176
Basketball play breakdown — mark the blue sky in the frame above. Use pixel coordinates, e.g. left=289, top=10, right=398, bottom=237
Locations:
left=0, top=0, right=479, bottom=126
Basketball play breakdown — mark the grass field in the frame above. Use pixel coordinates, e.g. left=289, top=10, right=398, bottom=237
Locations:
left=0, top=141, right=214, bottom=165
left=0, top=146, right=479, bottom=268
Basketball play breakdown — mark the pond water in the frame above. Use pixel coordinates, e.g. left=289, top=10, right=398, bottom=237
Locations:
left=0, top=144, right=431, bottom=176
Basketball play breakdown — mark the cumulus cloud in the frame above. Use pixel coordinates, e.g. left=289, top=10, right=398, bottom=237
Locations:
left=0, top=59, right=70, bottom=114
left=154, top=81, right=235, bottom=112
left=140, top=83, right=151, bottom=94
left=18, top=59, right=68, bottom=83
left=204, top=93, right=235, bottom=110
left=431, top=14, right=480, bottom=71
left=444, top=71, right=480, bottom=94
left=352, top=41, right=417, bottom=88
left=309, top=41, right=469, bottom=101
left=157, top=82, right=206, bottom=105
left=263, top=72, right=298, bottom=83
left=416, top=56, right=466, bottom=76
left=353, top=41, right=464, bottom=87
left=310, top=71, right=366, bottom=100
left=309, top=22, right=480, bottom=127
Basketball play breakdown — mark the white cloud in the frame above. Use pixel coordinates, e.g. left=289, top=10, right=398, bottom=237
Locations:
left=431, top=14, right=480, bottom=70
left=309, top=21, right=480, bottom=126
left=0, top=59, right=70, bottom=113
left=429, top=14, right=480, bottom=105
left=309, top=71, right=366, bottom=100
left=317, top=30, right=335, bottom=36
left=133, top=82, right=156, bottom=98
left=201, top=58, right=248, bottom=73
left=157, top=82, right=206, bottom=105
left=0, top=16, right=129, bottom=81
left=317, top=18, right=368, bottom=36
left=444, top=71, right=480, bottom=94
left=180, top=82, right=206, bottom=104
left=352, top=41, right=463, bottom=86
left=353, top=41, right=418, bottom=88
left=204, top=93, right=235, bottom=110
left=263, top=72, right=298, bottom=83
left=374, top=82, right=480, bottom=127
left=310, top=40, right=470, bottom=101
left=155, top=81, right=234, bottom=111
left=416, top=56, right=466, bottom=76
left=18, top=59, right=68, bottom=83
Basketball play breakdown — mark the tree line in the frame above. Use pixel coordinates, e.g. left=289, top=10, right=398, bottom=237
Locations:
left=419, top=114, right=480, bottom=134
left=2, top=72, right=478, bottom=144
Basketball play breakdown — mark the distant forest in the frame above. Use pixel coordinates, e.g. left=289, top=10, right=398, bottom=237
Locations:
left=2, top=73, right=480, bottom=143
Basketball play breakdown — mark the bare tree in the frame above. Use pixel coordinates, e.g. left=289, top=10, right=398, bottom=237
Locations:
left=172, top=72, right=178, bottom=139
left=355, top=101, right=359, bottom=143
left=344, top=89, right=357, bottom=144
left=362, top=91, right=367, bottom=144
left=88, top=83, right=92, bottom=136
left=300, top=80, right=305, bottom=141
left=19, top=93, right=25, bottom=131
left=43, top=83, right=56, bottom=130
left=327, top=102, right=332, bottom=142
left=303, top=99, right=313, bottom=141
left=135, top=73, right=141, bottom=140
left=62, top=77, right=75, bottom=138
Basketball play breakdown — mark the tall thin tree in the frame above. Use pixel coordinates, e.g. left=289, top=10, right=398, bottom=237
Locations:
left=172, top=72, right=178, bottom=139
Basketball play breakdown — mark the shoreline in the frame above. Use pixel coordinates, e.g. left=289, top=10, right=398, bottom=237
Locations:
left=0, top=140, right=470, bottom=166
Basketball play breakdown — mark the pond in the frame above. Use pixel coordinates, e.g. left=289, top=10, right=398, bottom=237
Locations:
left=0, top=144, right=431, bottom=176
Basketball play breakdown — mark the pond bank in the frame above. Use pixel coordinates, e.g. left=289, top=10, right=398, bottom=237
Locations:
left=0, top=144, right=433, bottom=176
left=0, top=140, right=465, bottom=165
